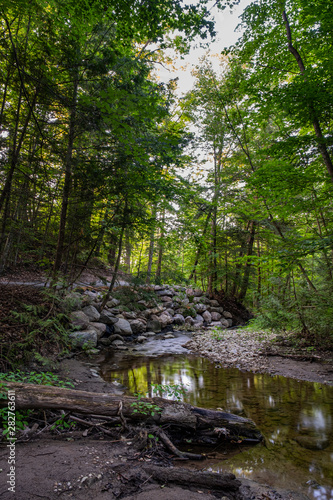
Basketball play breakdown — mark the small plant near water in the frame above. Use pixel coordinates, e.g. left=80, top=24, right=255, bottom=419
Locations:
left=211, top=328, right=226, bottom=341
left=152, top=383, right=188, bottom=401
left=130, top=393, right=162, bottom=417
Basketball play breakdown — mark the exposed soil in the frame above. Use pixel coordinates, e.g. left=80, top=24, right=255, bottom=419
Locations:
left=1, top=280, right=332, bottom=499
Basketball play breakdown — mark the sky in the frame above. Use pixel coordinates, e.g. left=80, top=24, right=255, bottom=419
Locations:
left=156, top=0, right=251, bottom=95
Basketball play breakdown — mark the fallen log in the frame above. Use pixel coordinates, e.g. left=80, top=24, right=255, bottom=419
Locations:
left=141, top=465, right=241, bottom=491
left=0, top=381, right=262, bottom=442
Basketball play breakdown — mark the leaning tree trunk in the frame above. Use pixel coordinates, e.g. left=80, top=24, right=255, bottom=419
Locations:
left=0, top=382, right=263, bottom=443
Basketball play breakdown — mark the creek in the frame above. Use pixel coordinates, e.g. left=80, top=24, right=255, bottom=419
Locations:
left=99, top=333, right=333, bottom=500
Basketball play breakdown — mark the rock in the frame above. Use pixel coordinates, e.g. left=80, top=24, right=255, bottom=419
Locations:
left=146, top=331, right=156, bottom=337
left=129, top=319, right=146, bottom=334
left=113, top=318, right=133, bottom=336
left=195, top=314, right=204, bottom=323
left=89, top=322, right=107, bottom=339
left=209, top=299, right=220, bottom=307
left=123, top=311, right=137, bottom=319
left=70, top=311, right=90, bottom=330
left=195, top=303, right=207, bottom=313
left=164, top=333, right=175, bottom=339
left=150, top=306, right=164, bottom=314
left=108, top=308, right=121, bottom=315
left=147, top=319, right=162, bottom=333
left=82, top=305, right=100, bottom=322
left=89, top=322, right=107, bottom=334
left=99, top=310, right=119, bottom=325
left=106, top=298, right=120, bottom=307
left=173, top=313, right=185, bottom=325
left=202, top=310, right=212, bottom=325
left=223, top=311, right=233, bottom=319
left=98, top=338, right=112, bottom=346
left=111, top=339, right=124, bottom=346
left=220, top=319, right=229, bottom=328
left=227, top=319, right=233, bottom=326
left=158, top=313, right=170, bottom=329
left=137, top=336, right=147, bottom=343
left=161, top=295, right=173, bottom=303
left=209, top=306, right=224, bottom=313
left=156, top=289, right=174, bottom=297
left=187, top=287, right=203, bottom=297
left=185, top=316, right=195, bottom=325
left=69, top=329, right=97, bottom=347
left=211, top=311, right=222, bottom=321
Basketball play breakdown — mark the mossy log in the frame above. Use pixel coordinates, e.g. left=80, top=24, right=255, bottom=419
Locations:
left=0, top=381, right=262, bottom=442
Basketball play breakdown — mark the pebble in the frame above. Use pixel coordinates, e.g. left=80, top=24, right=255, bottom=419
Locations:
left=186, top=329, right=276, bottom=373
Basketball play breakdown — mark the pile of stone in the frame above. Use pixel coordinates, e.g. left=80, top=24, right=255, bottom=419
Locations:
left=67, top=284, right=234, bottom=350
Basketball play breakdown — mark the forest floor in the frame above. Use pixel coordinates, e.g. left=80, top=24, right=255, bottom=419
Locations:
left=0, top=275, right=332, bottom=499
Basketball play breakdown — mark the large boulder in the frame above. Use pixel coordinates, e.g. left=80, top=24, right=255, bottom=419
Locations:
left=161, top=296, right=173, bottom=303
left=147, top=319, right=162, bottom=333
left=208, top=299, right=220, bottom=307
left=82, top=305, right=100, bottom=322
left=186, top=287, right=203, bottom=297
left=195, top=303, right=207, bottom=314
left=185, top=316, right=195, bottom=325
left=69, top=329, right=98, bottom=347
left=202, top=310, right=212, bottom=325
left=70, top=311, right=90, bottom=330
left=173, top=313, right=185, bottom=325
left=89, top=322, right=107, bottom=339
left=220, top=318, right=229, bottom=328
left=156, top=289, right=174, bottom=297
left=158, top=312, right=173, bottom=328
left=211, top=311, right=222, bottom=321
left=194, top=314, right=204, bottom=325
left=106, top=298, right=120, bottom=308
left=123, top=311, right=137, bottom=319
left=129, top=319, right=146, bottom=334
left=99, top=310, right=119, bottom=325
left=113, top=318, right=133, bottom=336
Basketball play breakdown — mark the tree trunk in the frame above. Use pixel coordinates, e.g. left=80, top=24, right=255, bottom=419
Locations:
left=189, top=207, right=212, bottom=281
left=146, top=205, right=157, bottom=284
left=100, top=206, right=127, bottom=310
left=155, top=209, right=165, bottom=282
left=0, top=381, right=263, bottom=442
left=282, top=10, right=333, bottom=184
left=53, top=75, right=78, bottom=276
left=238, top=220, right=256, bottom=302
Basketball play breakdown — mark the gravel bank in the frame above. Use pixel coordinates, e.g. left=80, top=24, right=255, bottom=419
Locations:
left=186, top=328, right=333, bottom=385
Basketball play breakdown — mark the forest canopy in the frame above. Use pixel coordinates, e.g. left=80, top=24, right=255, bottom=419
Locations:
left=0, top=0, right=332, bottom=345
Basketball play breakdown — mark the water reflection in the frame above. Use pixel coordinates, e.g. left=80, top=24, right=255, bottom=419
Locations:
left=100, top=352, right=333, bottom=499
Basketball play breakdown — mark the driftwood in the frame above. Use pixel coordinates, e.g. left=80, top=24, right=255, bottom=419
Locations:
left=0, top=381, right=262, bottom=443
left=142, top=465, right=241, bottom=491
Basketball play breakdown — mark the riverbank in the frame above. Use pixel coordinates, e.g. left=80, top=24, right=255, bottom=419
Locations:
left=186, top=328, right=333, bottom=386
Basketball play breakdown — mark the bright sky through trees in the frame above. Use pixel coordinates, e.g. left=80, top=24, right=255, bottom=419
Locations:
left=157, top=0, right=251, bottom=93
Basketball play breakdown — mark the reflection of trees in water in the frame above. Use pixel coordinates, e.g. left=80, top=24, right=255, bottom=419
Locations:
left=101, top=353, right=333, bottom=487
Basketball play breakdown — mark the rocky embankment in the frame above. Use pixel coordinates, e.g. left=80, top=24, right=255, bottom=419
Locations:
left=67, top=285, right=235, bottom=350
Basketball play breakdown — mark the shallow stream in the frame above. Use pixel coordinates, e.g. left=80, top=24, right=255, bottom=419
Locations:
left=99, top=333, right=333, bottom=500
